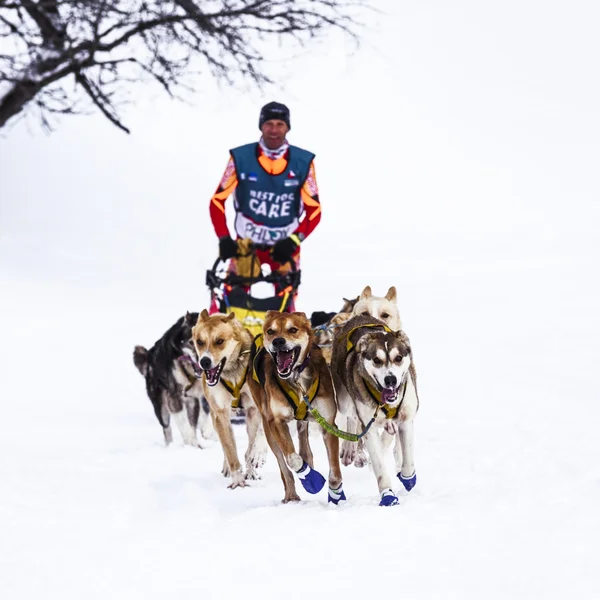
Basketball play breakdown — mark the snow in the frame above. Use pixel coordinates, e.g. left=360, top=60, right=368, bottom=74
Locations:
left=1, top=1, right=600, bottom=598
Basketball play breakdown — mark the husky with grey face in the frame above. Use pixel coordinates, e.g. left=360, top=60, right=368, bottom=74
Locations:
left=330, top=314, right=419, bottom=506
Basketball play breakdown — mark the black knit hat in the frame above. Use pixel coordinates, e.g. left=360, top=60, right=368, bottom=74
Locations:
left=258, top=101, right=291, bottom=130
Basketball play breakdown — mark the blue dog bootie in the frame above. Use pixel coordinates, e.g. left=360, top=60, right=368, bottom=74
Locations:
left=296, top=461, right=326, bottom=494
left=379, top=488, right=399, bottom=507
left=328, top=483, right=347, bottom=505
left=398, top=471, right=417, bottom=491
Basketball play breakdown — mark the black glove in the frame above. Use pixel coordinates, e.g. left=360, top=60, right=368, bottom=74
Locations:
left=219, top=235, right=238, bottom=260
left=271, top=236, right=300, bottom=264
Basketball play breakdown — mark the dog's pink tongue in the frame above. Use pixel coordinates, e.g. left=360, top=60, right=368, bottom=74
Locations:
left=207, top=366, right=219, bottom=383
left=382, top=388, right=397, bottom=403
left=277, top=350, right=294, bottom=372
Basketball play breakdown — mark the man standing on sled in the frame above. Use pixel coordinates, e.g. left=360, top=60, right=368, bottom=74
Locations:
left=208, top=101, right=322, bottom=311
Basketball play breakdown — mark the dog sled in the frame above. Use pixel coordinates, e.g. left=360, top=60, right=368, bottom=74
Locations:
left=205, top=241, right=301, bottom=338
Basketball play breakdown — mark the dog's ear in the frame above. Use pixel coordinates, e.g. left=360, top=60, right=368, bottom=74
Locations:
left=265, top=310, right=280, bottom=319
left=293, top=311, right=307, bottom=321
left=184, top=311, right=195, bottom=325
left=359, top=286, right=372, bottom=300
left=356, top=337, right=369, bottom=355
left=395, top=330, right=411, bottom=352
left=385, top=286, right=397, bottom=302
left=226, top=312, right=236, bottom=321
left=341, top=296, right=358, bottom=312
left=133, top=346, right=149, bottom=376
left=200, top=309, right=210, bottom=321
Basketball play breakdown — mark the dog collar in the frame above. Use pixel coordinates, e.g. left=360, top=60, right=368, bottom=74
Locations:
left=296, top=350, right=312, bottom=374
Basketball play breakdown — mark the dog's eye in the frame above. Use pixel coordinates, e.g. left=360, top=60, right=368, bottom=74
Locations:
left=267, top=328, right=275, bottom=336
left=215, top=338, right=225, bottom=346
left=361, top=311, right=370, bottom=317
left=195, top=340, right=204, bottom=347
left=373, top=357, right=383, bottom=366
left=394, top=355, right=403, bottom=364
left=381, top=313, right=390, bottom=320
left=289, top=327, right=298, bottom=334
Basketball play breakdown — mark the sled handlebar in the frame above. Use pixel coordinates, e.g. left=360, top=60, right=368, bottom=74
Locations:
left=206, top=244, right=300, bottom=290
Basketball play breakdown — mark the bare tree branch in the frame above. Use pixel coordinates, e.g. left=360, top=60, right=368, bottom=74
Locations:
left=0, top=0, right=371, bottom=133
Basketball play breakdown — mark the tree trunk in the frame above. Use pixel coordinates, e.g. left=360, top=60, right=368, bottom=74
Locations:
left=0, top=80, right=41, bottom=128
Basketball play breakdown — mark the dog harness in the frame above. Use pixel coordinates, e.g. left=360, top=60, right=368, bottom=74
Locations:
left=251, top=334, right=320, bottom=420
left=345, top=322, right=393, bottom=353
left=220, top=362, right=250, bottom=410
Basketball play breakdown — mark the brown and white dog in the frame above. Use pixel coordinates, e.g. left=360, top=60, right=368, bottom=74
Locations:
left=331, top=314, right=419, bottom=506
left=191, top=310, right=267, bottom=488
left=247, top=311, right=346, bottom=505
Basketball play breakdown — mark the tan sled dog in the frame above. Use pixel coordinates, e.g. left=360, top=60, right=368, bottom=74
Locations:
left=192, top=310, right=267, bottom=488
left=247, top=311, right=346, bottom=505
left=352, top=285, right=402, bottom=331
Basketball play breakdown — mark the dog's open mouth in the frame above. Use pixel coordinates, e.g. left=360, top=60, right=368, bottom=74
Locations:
left=271, top=346, right=300, bottom=378
left=203, top=358, right=225, bottom=386
left=381, top=387, right=399, bottom=404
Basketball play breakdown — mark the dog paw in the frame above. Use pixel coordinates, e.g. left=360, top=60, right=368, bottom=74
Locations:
left=398, top=471, right=417, bottom=491
left=353, top=449, right=369, bottom=468
left=384, top=420, right=398, bottom=436
left=296, top=461, right=326, bottom=494
left=340, top=440, right=356, bottom=467
left=328, top=484, right=347, bottom=505
left=282, top=492, right=301, bottom=504
left=379, top=489, right=399, bottom=507
left=186, top=438, right=206, bottom=449
left=247, top=447, right=267, bottom=470
left=222, top=460, right=231, bottom=478
left=228, top=470, right=248, bottom=489
left=244, top=468, right=261, bottom=481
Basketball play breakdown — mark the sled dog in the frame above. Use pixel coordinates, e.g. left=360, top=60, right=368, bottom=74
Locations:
left=133, top=312, right=211, bottom=447
left=351, top=285, right=402, bottom=331
left=191, top=310, right=267, bottom=488
left=330, top=314, right=419, bottom=506
left=247, top=311, right=345, bottom=504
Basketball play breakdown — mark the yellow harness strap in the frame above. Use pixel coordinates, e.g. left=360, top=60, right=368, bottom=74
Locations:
left=221, top=362, right=249, bottom=409
left=346, top=323, right=393, bottom=353
left=252, top=334, right=265, bottom=384
left=276, top=372, right=320, bottom=421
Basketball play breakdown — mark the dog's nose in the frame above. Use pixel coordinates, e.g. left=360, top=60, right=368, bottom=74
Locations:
left=200, top=356, right=212, bottom=370
left=272, top=337, right=287, bottom=349
left=384, top=374, right=397, bottom=388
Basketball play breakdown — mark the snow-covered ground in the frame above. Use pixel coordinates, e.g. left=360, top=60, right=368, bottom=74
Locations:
left=1, top=1, right=600, bottom=598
